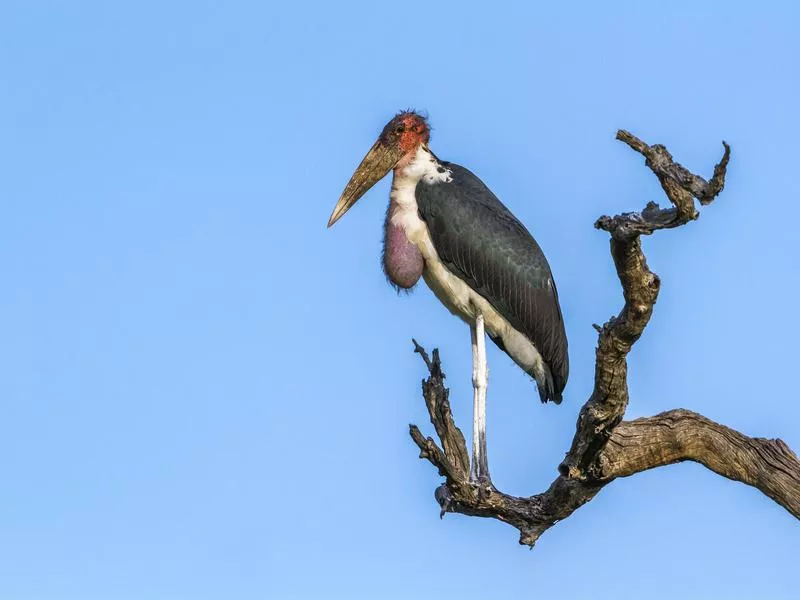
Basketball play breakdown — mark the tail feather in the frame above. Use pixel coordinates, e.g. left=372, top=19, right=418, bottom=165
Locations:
left=536, top=369, right=563, bottom=404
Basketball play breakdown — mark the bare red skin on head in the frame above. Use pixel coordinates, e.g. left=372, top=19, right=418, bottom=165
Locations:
left=379, top=111, right=430, bottom=167
left=398, top=113, right=430, bottom=153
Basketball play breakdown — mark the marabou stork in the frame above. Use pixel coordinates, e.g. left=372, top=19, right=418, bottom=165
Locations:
left=327, top=111, right=568, bottom=484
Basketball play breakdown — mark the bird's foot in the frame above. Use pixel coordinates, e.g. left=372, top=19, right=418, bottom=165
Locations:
left=468, top=470, right=494, bottom=500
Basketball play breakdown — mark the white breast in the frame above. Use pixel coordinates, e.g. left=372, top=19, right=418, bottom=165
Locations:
left=390, top=147, right=548, bottom=385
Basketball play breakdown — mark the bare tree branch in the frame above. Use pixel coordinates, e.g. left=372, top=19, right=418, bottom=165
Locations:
left=409, top=130, right=800, bottom=547
left=603, top=410, right=800, bottom=517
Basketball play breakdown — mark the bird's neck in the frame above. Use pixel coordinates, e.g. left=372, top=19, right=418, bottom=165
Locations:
left=389, top=145, right=453, bottom=222
left=393, top=145, right=450, bottom=186
left=383, top=147, right=448, bottom=292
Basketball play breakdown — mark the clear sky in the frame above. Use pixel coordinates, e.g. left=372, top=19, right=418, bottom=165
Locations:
left=1, top=1, right=798, bottom=599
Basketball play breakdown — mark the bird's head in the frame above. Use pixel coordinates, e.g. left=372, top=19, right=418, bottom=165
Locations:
left=327, top=111, right=430, bottom=228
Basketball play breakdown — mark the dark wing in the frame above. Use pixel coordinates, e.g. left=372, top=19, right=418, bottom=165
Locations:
left=416, top=163, right=568, bottom=400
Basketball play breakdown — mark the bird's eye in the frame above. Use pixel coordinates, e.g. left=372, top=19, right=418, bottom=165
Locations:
left=395, top=126, right=405, bottom=134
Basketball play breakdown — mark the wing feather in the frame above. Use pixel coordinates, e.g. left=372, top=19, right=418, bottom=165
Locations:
left=416, top=163, right=569, bottom=398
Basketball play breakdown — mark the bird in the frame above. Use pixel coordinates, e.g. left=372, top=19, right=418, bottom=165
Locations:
left=327, top=110, right=568, bottom=485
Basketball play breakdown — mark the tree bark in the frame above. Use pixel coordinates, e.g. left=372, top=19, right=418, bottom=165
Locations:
left=409, top=130, right=800, bottom=547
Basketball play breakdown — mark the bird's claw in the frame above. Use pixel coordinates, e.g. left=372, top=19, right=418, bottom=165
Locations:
left=469, top=475, right=494, bottom=500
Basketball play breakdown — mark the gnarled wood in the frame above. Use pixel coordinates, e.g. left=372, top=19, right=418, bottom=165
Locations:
left=603, top=410, right=800, bottom=516
left=409, top=129, right=799, bottom=547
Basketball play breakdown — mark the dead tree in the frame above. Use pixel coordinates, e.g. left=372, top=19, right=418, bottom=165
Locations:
left=409, top=130, right=800, bottom=547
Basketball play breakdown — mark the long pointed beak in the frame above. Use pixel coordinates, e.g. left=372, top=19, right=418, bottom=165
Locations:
left=327, top=139, right=402, bottom=228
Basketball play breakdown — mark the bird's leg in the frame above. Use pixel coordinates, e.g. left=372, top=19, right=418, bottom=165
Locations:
left=469, top=313, right=491, bottom=486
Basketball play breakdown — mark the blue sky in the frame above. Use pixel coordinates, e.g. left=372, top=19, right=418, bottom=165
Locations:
left=1, top=1, right=798, bottom=598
